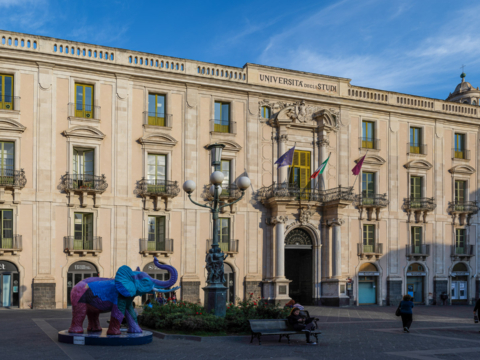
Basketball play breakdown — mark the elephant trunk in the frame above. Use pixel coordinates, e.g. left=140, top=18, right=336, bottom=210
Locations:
left=151, top=257, right=178, bottom=289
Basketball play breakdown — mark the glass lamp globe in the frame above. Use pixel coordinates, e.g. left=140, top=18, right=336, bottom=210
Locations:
left=210, top=171, right=224, bottom=185
left=236, top=176, right=251, bottom=191
left=183, top=180, right=196, bottom=194
left=209, top=185, right=222, bottom=197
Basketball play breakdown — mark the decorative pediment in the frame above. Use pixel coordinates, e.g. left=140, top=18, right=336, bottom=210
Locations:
left=313, top=109, right=339, bottom=132
left=63, top=126, right=105, bottom=140
left=0, top=118, right=26, bottom=133
left=404, top=159, right=433, bottom=171
left=205, top=140, right=242, bottom=153
left=138, top=133, right=177, bottom=147
left=449, top=164, right=475, bottom=175
left=355, top=154, right=385, bottom=167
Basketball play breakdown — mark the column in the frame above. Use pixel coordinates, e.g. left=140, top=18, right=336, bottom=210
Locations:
left=276, top=220, right=286, bottom=278
left=318, top=132, right=329, bottom=190
left=331, top=219, right=344, bottom=279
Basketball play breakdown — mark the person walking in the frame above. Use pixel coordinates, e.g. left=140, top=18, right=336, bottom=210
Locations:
left=287, top=308, right=317, bottom=345
left=399, top=294, right=414, bottom=333
left=473, top=297, right=480, bottom=329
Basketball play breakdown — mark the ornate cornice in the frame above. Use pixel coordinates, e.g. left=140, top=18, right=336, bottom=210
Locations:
left=328, top=218, right=345, bottom=227
left=265, top=215, right=289, bottom=225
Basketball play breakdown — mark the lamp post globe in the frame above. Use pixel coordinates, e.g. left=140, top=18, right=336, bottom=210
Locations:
left=236, top=176, right=251, bottom=191
left=183, top=180, right=196, bottom=194
left=209, top=185, right=222, bottom=197
left=210, top=171, right=224, bottom=185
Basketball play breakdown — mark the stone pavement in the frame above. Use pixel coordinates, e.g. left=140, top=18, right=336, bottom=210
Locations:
left=2, top=305, right=480, bottom=359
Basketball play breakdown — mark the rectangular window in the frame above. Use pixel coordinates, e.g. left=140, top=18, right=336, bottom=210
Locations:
left=147, top=154, right=166, bottom=192
left=363, top=224, right=375, bottom=253
left=74, top=213, right=94, bottom=250
left=456, top=228, right=466, bottom=254
left=455, top=180, right=466, bottom=203
left=411, top=227, right=422, bottom=254
left=0, top=141, right=14, bottom=180
left=75, top=83, right=93, bottom=118
left=218, top=218, right=230, bottom=252
left=73, top=148, right=94, bottom=189
left=289, top=150, right=311, bottom=189
left=362, top=172, right=375, bottom=204
left=410, top=127, right=422, bottom=154
left=148, top=216, right=166, bottom=251
left=455, top=133, right=465, bottom=159
left=410, top=176, right=422, bottom=206
left=261, top=106, right=270, bottom=119
left=214, top=102, right=230, bottom=133
left=0, top=74, right=13, bottom=110
left=148, top=94, right=166, bottom=126
left=0, top=210, right=13, bottom=249
left=220, top=160, right=231, bottom=196
left=362, top=121, right=375, bottom=148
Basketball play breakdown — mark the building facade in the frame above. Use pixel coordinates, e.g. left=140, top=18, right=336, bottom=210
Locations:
left=0, top=30, right=479, bottom=309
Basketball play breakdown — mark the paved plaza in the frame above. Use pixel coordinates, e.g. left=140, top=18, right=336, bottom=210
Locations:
left=2, top=306, right=480, bottom=359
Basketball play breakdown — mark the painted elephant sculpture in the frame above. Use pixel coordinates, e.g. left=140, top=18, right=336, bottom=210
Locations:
left=68, top=258, right=179, bottom=335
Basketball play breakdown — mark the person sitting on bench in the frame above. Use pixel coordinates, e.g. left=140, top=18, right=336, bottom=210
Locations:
left=287, top=308, right=317, bottom=345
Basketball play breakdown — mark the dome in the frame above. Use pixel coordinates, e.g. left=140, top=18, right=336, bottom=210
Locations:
left=446, top=72, right=480, bottom=102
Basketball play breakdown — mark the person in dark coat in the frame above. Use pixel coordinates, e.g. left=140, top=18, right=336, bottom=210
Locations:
left=399, top=294, right=414, bottom=333
left=440, top=292, right=448, bottom=306
left=287, top=308, right=316, bottom=345
left=473, top=298, right=480, bottom=330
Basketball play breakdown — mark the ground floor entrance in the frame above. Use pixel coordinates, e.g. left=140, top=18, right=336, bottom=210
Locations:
left=67, top=261, right=98, bottom=306
left=451, top=262, right=469, bottom=304
left=407, top=276, right=424, bottom=304
left=358, top=263, right=379, bottom=305
left=0, top=260, right=19, bottom=307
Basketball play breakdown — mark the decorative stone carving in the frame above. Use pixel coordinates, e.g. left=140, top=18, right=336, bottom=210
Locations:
left=285, top=228, right=312, bottom=246
left=299, top=205, right=314, bottom=225
left=279, top=134, right=288, bottom=143
left=328, top=218, right=345, bottom=227
left=317, top=138, right=330, bottom=147
left=265, top=216, right=289, bottom=226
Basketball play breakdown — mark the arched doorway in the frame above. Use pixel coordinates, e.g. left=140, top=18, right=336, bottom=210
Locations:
left=406, top=263, right=426, bottom=304
left=142, top=261, right=170, bottom=304
left=0, top=260, right=19, bottom=308
left=358, top=263, right=379, bottom=305
left=67, top=261, right=98, bottom=307
left=224, top=263, right=234, bottom=304
left=451, top=263, right=469, bottom=304
left=285, top=228, right=313, bottom=305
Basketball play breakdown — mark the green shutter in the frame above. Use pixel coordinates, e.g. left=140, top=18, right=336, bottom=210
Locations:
left=0, top=210, right=13, bottom=249
left=74, top=213, right=93, bottom=250
left=363, top=225, right=375, bottom=252
left=411, top=227, right=422, bottom=253
left=456, top=229, right=465, bottom=254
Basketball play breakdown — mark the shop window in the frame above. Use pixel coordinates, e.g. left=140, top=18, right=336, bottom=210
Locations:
left=148, top=94, right=166, bottom=126
left=148, top=216, right=166, bottom=251
left=214, top=102, right=230, bottom=133
left=0, top=74, right=14, bottom=110
left=75, top=83, right=94, bottom=118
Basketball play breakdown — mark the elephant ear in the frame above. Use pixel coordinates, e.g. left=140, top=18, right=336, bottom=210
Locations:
left=115, top=265, right=136, bottom=298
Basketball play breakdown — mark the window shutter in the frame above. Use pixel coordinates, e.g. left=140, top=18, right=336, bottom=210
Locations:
left=293, top=151, right=299, bottom=166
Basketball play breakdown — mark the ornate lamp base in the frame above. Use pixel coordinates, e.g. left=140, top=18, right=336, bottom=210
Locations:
left=203, top=283, right=227, bottom=317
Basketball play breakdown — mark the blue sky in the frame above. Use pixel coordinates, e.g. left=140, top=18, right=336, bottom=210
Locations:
left=1, top=0, right=478, bottom=99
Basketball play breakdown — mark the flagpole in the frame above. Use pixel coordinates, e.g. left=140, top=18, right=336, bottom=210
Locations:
left=351, top=150, right=368, bottom=190
left=286, top=142, right=296, bottom=187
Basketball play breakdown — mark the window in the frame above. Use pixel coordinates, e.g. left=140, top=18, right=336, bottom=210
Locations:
left=454, top=133, right=465, bottom=159
left=289, top=150, right=311, bottom=191
left=148, top=94, right=166, bottom=126
left=455, top=228, right=466, bottom=254
left=214, top=102, right=230, bottom=133
left=0, top=141, right=14, bottom=179
left=362, top=121, right=375, bottom=148
left=74, top=213, right=94, bottom=250
left=73, top=149, right=94, bottom=189
left=455, top=180, right=466, bottom=204
left=410, top=127, right=422, bottom=154
left=75, top=84, right=93, bottom=118
left=363, top=224, right=375, bottom=253
left=220, top=160, right=231, bottom=196
left=410, top=176, right=422, bottom=207
left=148, top=216, right=166, bottom=251
left=0, top=74, right=13, bottom=110
left=411, top=227, right=422, bottom=254
left=362, top=172, right=375, bottom=204
left=0, top=210, right=13, bottom=249
left=147, top=154, right=166, bottom=191
left=218, top=218, right=230, bottom=252
left=261, top=106, right=271, bottom=119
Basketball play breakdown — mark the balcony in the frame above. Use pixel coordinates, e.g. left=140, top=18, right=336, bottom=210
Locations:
left=403, top=197, right=436, bottom=223
left=0, top=96, right=20, bottom=111
left=407, top=143, right=427, bottom=155
left=68, top=103, right=101, bottom=120
left=447, top=201, right=479, bottom=225
left=406, top=244, right=430, bottom=261
left=359, top=137, right=380, bottom=150
left=206, top=239, right=239, bottom=256
left=63, top=236, right=102, bottom=256
left=135, top=179, right=180, bottom=211
left=451, top=245, right=474, bottom=261
left=0, top=235, right=22, bottom=255
left=452, top=148, right=470, bottom=161
left=60, top=173, right=108, bottom=208
left=357, top=242, right=383, bottom=260
left=140, top=238, right=173, bottom=257
left=354, top=193, right=389, bottom=221
left=210, top=119, right=237, bottom=134
left=143, top=112, right=172, bottom=127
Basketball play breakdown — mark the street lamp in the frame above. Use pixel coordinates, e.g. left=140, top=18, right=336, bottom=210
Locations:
left=183, top=145, right=251, bottom=317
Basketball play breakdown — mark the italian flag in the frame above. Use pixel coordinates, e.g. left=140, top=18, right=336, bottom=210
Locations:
left=311, top=154, right=330, bottom=179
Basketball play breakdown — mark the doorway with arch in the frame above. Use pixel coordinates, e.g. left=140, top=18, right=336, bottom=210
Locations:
left=0, top=260, right=19, bottom=307
left=67, top=261, right=99, bottom=307
left=358, top=263, right=379, bottom=305
left=451, top=262, right=469, bottom=304
left=406, top=263, right=426, bottom=304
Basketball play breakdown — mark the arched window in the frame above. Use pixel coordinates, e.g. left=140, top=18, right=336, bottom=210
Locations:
left=359, top=262, right=377, bottom=272
left=473, top=100, right=477, bottom=105
left=407, top=263, right=424, bottom=272
left=452, top=262, right=468, bottom=272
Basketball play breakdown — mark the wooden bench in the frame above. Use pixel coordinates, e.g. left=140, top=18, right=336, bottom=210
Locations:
left=248, top=318, right=321, bottom=345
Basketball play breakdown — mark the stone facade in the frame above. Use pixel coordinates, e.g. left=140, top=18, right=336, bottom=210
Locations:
left=0, top=30, right=479, bottom=309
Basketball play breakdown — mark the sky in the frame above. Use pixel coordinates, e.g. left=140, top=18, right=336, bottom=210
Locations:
left=0, top=0, right=478, bottom=99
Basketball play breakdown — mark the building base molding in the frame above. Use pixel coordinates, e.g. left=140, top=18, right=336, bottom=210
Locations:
left=180, top=278, right=201, bottom=303
left=32, top=278, right=56, bottom=309
left=320, top=279, right=349, bottom=306
left=272, top=277, right=291, bottom=305
left=386, top=277, right=402, bottom=305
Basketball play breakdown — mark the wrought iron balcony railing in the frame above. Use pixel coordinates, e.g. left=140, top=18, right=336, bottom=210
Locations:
left=0, top=96, right=20, bottom=111
left=321, top=186, right=356, bottom=203
left=206, top=239, right=239, bottom=254
left=68, top=103, right=101, bottom=120
left=359, top=137, right=380, bottom=150
left=447, top=201, right=479, bottom=214
left=451, top=244, right=474, bottom=257
left=143, top=111, right=172, bottom=127
left=258, top=182, right=354, bottom=203
left=0, top=169, right=27, bottom=188
left=60, top=173, right=108, bottom=193
left=403, top=197, right=436, bottom=212
left=406, top=244, right=430, bottom=257
left=357, top=242, right=383, bottom=255
left=452, top=148, right=470, bottom=160
left=63, top=236, right=102, bottom=253
left=140, top=238, right=173, bottom=254
left=210, top=119, right=237, bottom=134
left=135, top=179, right=180, bottom=197
left=407, top=143, right=427, bottom=155
left=0, top=235, right=22, bottom=251
left=355, top=193, right=389, bottom=207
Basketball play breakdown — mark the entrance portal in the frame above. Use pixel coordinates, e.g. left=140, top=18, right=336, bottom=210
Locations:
left=406, top=263, right=426, bottom=304
left=285, top=228, right=313, bottom=305
left=0, top=260, right=19, bottom=308
left=67, top=261, right=98, bottom=307
left=358, top=263, right=378, bottom=305
left=451, top=263, right=469, bottom=304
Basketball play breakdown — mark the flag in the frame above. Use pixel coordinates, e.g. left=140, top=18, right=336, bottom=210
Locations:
left=275, top=146, right=295, bottom=168
left=311, top=154, right=330, bottom=179
left=352, top=154, right=366, bottom=175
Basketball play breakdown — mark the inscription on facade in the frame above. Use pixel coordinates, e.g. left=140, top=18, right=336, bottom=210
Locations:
left=259, top=74, right=337, bottom=93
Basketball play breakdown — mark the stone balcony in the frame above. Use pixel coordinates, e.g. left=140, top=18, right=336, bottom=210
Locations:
left=60, top=173, right=108, bottom=208
left=63, top=236, right=102, bottom=256
left=447, top=201, right=479, bottom=225
left=354, top=193, right=389, bottom=221
left=406, top=244, right=430, bottom=261
left=0, top=169, right=27, bottom=203
left=403, top=197, right=436, bottom=223
left=451, top=244, right=475, bottom=261
left=206, top=239, right=239, bottom=257
left=357, top=242, right=383, bottom=260
left=135, top=179, right=180, bottom=211
left=0, top=235, right=22, bottom=255
left=139, top=238, right=173, bottom=257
